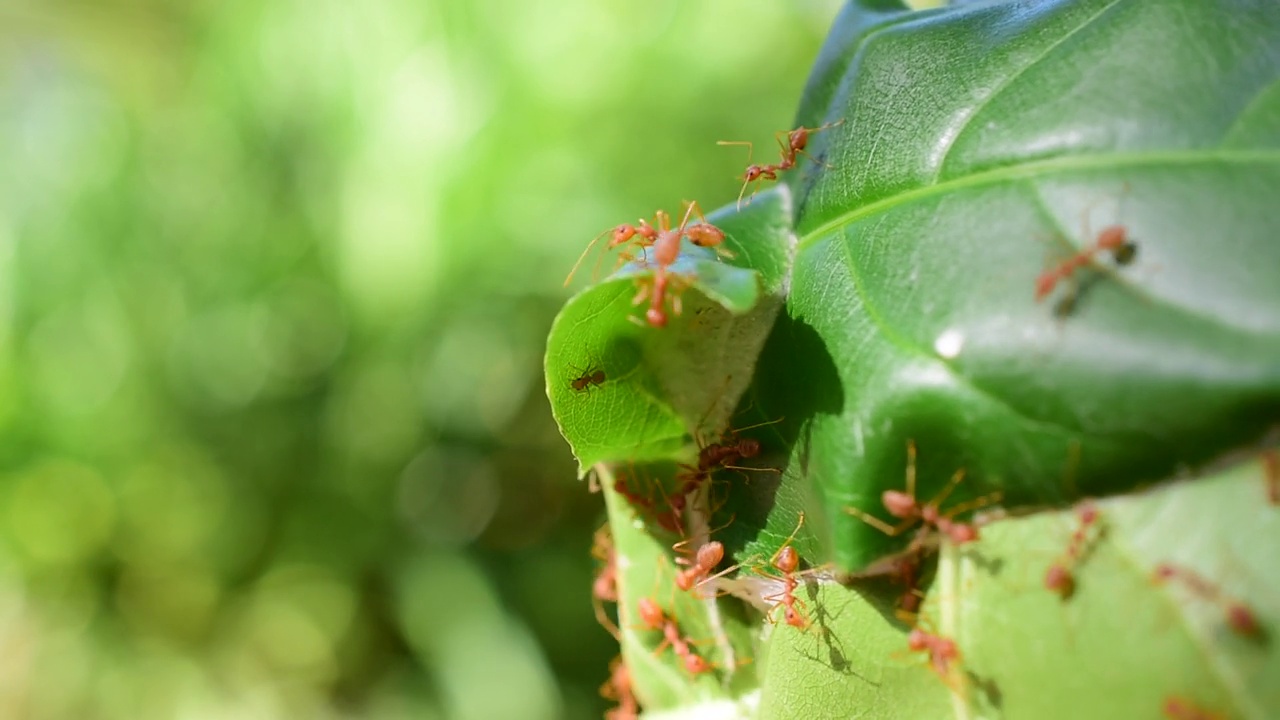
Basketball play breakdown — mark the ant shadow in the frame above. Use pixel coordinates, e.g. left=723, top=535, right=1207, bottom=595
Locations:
left=960, top=544, right=1005, bottom=579
left=966, top=669, right=1004, bottom=713
left=781, top=577, right=876, bottom=683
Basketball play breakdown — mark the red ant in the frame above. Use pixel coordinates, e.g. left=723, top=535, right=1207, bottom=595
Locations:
left=758, top=513, right=814, bottom=630
left=718, top=120, right=843, bottom=209
left=1034, top=223, right=1135, bottom=302
left=1262, top=448, right=1279, bottom=505
left=1043, top=502, right=1101, bottom=600
left=666, top=416, right=784, bottom=515
left=591, top=524, right=620, bottom=640
left=629, top=200, right=728, bottom=328
left=613, top=469, right=682, bottom=535
left=674, top=540, right=725, bottom=593
left=695, top=416, right=784, bottom=475
left=564, top=213, right=663, bottom=287
left=570, top=365, right=606, bottom=394
left=635, top=596, right=716, bottom=675
left=600, top=655, right=640, bottom=720
left=886, top=532, right=933, bottom=622
left=843, top=441, right=1001, bottom=546
left=907, top=626, right=961, bottom=681
left=669, top=504, right=740, bottom=595
left=1152, top=562, right=1263, bottom=639
left=1162, top=696, right=1224, bottom=720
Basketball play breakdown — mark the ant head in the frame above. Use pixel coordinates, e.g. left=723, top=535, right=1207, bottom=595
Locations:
left=1078, top=503, right=1099, bottom=525
left=882, top=489, right=917, bottom=520
left=610, top=225, right=637, bottom=247
left=1043, top=565, right=1073, bottom=597
left=683, top=654, right=711, bottom=675
left=906, top=628, right=928, bottom=651
left=737, top=438, right=761, bottom=458
left=1112, top=241, right=1138, bottom=265
left=745, top=165, right=767, bottom=182
left=636, top=597, right=664, bottom=630
left=674, top=572, right=694, bottom=592
left=947, top=523, right=979, bottom=544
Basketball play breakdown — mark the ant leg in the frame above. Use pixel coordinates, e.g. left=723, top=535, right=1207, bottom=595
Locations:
left=843, top=504, right=917, bottom=537
left=593, top=596, right=621, bottom=640
left=717, top=140, right=758, bottom=210
left=767, top=512, right=807, bottom=567
left=793, top=146, right=834, bottom=169
left=681, top=199, right=711, bottom=226
left=926, top=469, right=968, bottom=510
left=904, top=440, right=919, bottom=502
left=772, top=129, right=792, bottom=160
left=631, top=280, right=651, bottom=307
left=941, top=491, right=1003, bottom=520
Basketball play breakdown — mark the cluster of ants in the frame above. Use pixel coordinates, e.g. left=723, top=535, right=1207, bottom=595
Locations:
left=588, top=407, right=797, bottom=719
left=587, top=410, right=1014, bottom=718
left=565, top=116, right=1145, bottom=330
left=565, top=120, right=1273, bottom=718
left=589, top=427, right=1278, bottom=719
left=563, top=121, right=841, bottom=328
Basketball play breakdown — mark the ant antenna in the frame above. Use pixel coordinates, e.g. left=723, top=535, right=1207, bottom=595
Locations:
left=717, top=140, right=757, bottom=209
left=564, top=227, right=613, bottom=287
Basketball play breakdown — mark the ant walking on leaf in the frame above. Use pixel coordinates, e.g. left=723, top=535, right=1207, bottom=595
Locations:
left=628, top=199, right=729, bottom=328
left=843, top=440, right=1002, bottom=546
left=1035, top=190, right=1139, bottom=313
left=1043, top=502, right=1102, bottom=600
left=719, top=120, right=843, bottom=208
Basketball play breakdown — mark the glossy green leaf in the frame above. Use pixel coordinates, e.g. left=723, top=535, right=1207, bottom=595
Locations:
left=548, top=0, right=1280, bottom=717
left=760, top=0, right=1280, bottom=570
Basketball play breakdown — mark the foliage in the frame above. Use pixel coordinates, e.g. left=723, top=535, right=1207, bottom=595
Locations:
left=545, top=0, right=1280, bottom=717
left=0, top=1, right=838, bottom=718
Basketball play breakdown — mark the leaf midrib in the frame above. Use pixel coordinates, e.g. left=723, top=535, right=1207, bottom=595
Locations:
left=796, top=148, right=1280, bottom=251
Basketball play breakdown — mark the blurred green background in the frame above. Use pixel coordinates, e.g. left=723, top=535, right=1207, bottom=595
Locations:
left=0, top=1, right=838, bottom=717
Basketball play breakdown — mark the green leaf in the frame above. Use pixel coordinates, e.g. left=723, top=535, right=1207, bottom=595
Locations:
left=600, top=463, right=759, bottom=713
left=549, top=0, right=1280, bottom=716
left=758, top=0, right=1280, bottom=570
left=758, top=451, right=1279, bottom=720
left=545, top=189, right=793, bottom=475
